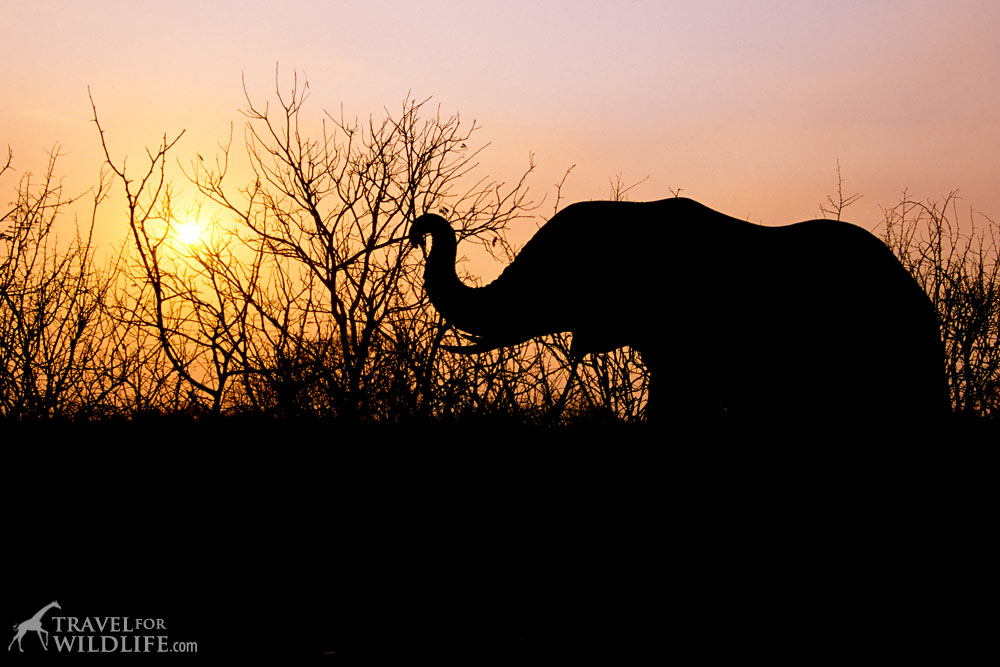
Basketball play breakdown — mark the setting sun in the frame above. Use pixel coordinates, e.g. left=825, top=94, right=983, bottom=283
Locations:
left=175, top=219, right=203, bottom=245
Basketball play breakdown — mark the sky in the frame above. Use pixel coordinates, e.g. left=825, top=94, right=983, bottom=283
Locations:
left=2, top=0, right=998, bottom=252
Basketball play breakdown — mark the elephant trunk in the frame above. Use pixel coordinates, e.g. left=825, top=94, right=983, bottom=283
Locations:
left=409, top=214, right=512, bottom=348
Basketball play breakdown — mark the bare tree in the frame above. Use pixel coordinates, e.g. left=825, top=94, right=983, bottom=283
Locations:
left=92, top=89, right=265, bottom=415
left=881, top=192, right=999, bottom=418
left=0, top=147, right=118, bottom=419
left=185, top=71, right=534, bottom=419
left=820, top=160, right=863, bottom=221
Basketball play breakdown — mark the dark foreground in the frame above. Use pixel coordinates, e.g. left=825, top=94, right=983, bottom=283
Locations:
left=3, top=417, right=994, bottom=663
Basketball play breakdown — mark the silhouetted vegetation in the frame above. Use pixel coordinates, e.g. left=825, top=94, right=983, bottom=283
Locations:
left=2, top=79, right=997, bottom=429
left=881, top=192, right=999, bottom=419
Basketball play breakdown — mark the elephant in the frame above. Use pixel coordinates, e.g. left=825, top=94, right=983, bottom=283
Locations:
left=409, top=197, right=949, bottom=428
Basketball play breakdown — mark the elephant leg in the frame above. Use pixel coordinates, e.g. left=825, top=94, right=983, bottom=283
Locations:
left=639, top=347, right=723, bottom=425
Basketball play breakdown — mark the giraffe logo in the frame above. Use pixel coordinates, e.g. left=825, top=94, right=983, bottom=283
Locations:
left=8, top=601, right=61, bottom=652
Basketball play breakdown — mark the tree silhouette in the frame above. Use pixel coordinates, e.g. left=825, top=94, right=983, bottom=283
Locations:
left=87, top=72, right=537, bottom=420
left=0, top=147, right=121, bottom=418
left=881, top=191, right=999, bottom=418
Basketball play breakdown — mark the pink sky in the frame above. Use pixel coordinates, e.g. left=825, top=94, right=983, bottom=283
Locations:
left=2, top=0, right=998, bottom=250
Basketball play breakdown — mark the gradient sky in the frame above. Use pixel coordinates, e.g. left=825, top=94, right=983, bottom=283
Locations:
left=2, top=0, right=998, bottom=250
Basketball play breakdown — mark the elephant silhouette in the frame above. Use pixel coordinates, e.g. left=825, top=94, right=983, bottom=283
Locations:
left=410, top=197, right=948, bottom=428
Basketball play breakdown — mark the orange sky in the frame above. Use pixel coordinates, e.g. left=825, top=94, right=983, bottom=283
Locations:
left=2, top=0, right=998, bottom=253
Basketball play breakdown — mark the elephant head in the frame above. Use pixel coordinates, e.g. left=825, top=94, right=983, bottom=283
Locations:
left=410, top=198, right=949, bottom=427
left=409, top=212, right=617, bottom=355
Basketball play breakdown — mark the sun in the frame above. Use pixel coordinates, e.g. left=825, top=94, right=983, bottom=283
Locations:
left=175, top=219, right=203, bottom=246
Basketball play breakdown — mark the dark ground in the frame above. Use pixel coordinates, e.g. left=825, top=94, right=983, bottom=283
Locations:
left=3, top=417, right=994, bottom=663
